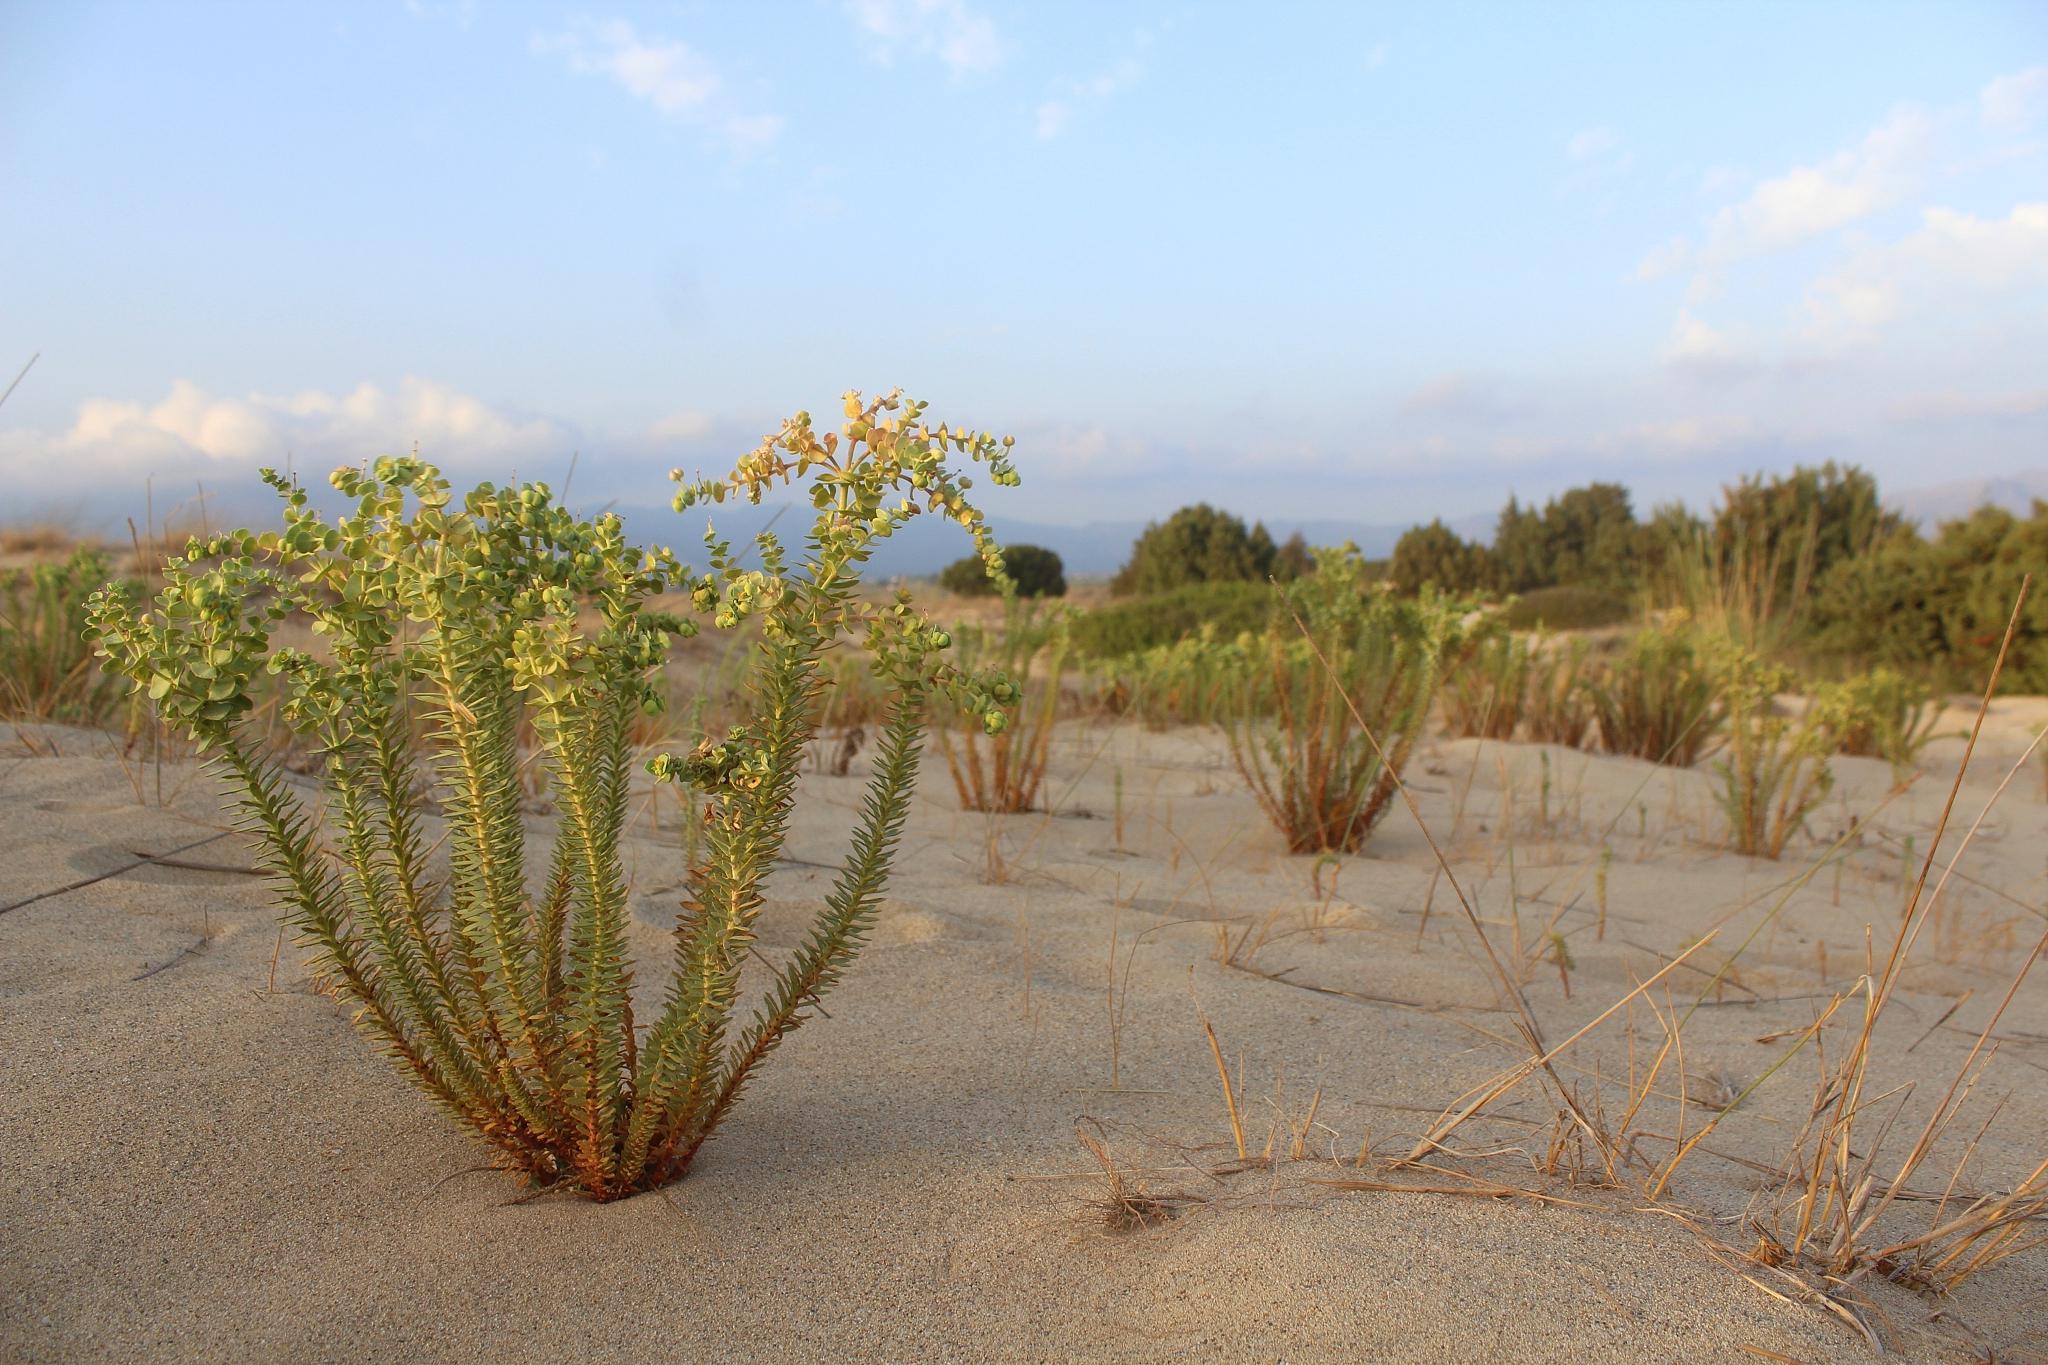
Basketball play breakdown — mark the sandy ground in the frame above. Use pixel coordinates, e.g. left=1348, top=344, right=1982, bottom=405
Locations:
left=4, top=698, right=2047, bottom=1363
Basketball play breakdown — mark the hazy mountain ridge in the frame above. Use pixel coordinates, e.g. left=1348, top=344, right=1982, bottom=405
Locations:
left=610, top=501, right=1499, bottom=578
left=1884, top=469, right=2048, bottom=530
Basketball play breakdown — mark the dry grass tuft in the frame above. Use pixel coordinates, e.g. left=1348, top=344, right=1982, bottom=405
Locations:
left=1074, top=1120, right=1208, bottom=1231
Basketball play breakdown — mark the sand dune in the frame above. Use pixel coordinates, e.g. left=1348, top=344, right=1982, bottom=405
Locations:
left=5, top=704, right=2047, bottom=1361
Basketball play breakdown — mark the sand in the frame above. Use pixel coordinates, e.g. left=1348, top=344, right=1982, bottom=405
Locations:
left=4, top=699, right=2047, bottom=1362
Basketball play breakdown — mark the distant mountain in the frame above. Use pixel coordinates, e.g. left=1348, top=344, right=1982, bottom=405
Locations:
left=1887, top=469, right=2048, bottom=529
left=610, top=501, right=1499, bottom=579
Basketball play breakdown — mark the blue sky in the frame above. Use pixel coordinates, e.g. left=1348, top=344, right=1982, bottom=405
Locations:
left=2, top=1, right=2045, bottom=536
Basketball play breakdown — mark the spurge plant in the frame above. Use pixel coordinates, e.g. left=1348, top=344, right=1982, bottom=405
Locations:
left=88, top=390, right=1020, bottom=1200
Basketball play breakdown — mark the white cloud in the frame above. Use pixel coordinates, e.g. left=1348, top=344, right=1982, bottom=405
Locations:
left=844, top=0, right=1003, bottom=79
left=1399, top=373, right=1518, bottom=421
left=1697, top=164, right=1747, bottom=197
left=647, top=408, right=713, bottom=441
left=1559, top=125, right=1634, bottom=200
left=1006, top=422, right=1162, bottom=478
left=1568, top=126, right=1620, bottom=162
left=1804, top=202, right=2048, bottom=343
left=1640, top=105, right=1932, bottom=279
left=6, top=378, right=570, bottom=496
left=1635, top=235, right=1693, bottom=281
left=1981, top=65, right=2048, bottom=131
left=536, top=19, right=782, bottom=154
left=1661, top=307, right=1750, bottom=372
left=1034, top=59, right=1144, bottom=141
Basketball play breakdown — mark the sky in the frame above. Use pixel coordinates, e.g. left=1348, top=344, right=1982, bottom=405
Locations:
left=2, top=0, right=2045, bottom=540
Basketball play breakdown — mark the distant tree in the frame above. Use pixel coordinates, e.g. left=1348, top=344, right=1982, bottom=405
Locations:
left=1111, top=504, right=1278, bottom=595
left=1637, top=500, right=1707, bottom=586
left=1273, top=531, right=1316, bottom=582
left=1492, top=484, right=1640, bottom=592
left=1711, top=463, right=1907, bottom=603
left=939, top=543, right=1067, bottom=598
left=1388, top=519, right=1495, bottom=595
left=1544, top=482, right=1638, bottom=589
left=1493, top=495, right=1549, bottom=593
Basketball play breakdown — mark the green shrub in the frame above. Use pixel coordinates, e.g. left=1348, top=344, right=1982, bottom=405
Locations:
left=1442, top=631, right=1528, bottom=741
left=1441, top=631, right=1597, bottom=748
left=1709, top=462, right=1903, bottom=609
left=1812, top=502, right=2048, bottom=692
left=1498, top=585, right=1633, bottom=631
left=1585, top=623, right=1725, bottom=765
left=1070, top=579, right=1274, bottom=657
left=1522, top=637, right=1596, bottom=748
left=1712, top=647, right=1833, bottom=859
left=1110, top=503, right=1278, bottom=595
left=0, top=546, right=129, bottom=724
left=1389, top=519, right=1496, bottom=596
left=1809, top=666, right=1940, bottom=777
left=939, top=542, right=1065, bottom=598
left=87, top=390, right=1021, bottom=1200
left=1228, top=548, right=1471, bottom=853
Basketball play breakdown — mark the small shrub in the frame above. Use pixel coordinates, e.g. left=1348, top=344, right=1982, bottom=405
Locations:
left=1498, top=585, right=1633, bottom=631
left=0, top=546, right=129, bottom=724
left=1070, top=579, right=1273, bottom=657
left=1585, top=622, right=1725, bottom=765
left=1228, top=548, right=1470, bottom=853
left=1523, top=636, right=1596, bottom=748
left=1809, top=666, right=1940, bottom=777
left=87, top=390, right=1021, bottom=1200
left=1442, top=631, right=1528, bottom=741
left=1711, top=647, right=1833, bottom=859
left=938, top=599, right=1069, bottom=812
left=939, top=542, right=1065, bottom=598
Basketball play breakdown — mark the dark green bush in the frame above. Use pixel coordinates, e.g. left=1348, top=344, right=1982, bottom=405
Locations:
left=1499, top=585, right=1634, bottom=631
left=1389, top=519, right=1496, bottom=595
left=1811, top=502, right=2048, bottom=691
left=1711, top=462, right=1904, bottom=607
left=1072, top=580, right=1274, bottom=656
left=1273, top=531, right=1316, bottom=582
left=939, top=543, right=1066, bottom=597
left=1111, top=504, right=1278, bottom=596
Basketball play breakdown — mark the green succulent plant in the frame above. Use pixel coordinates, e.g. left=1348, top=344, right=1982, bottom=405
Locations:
left=87, top=389, right=1020, bottom=1200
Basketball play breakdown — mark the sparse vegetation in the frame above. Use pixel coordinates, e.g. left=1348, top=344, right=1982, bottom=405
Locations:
left=0, top=545, right=129, bottom=724
left=1498, top=584, right=1633, bottom=631
left=1071, top=579, right=1272, bottom=657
